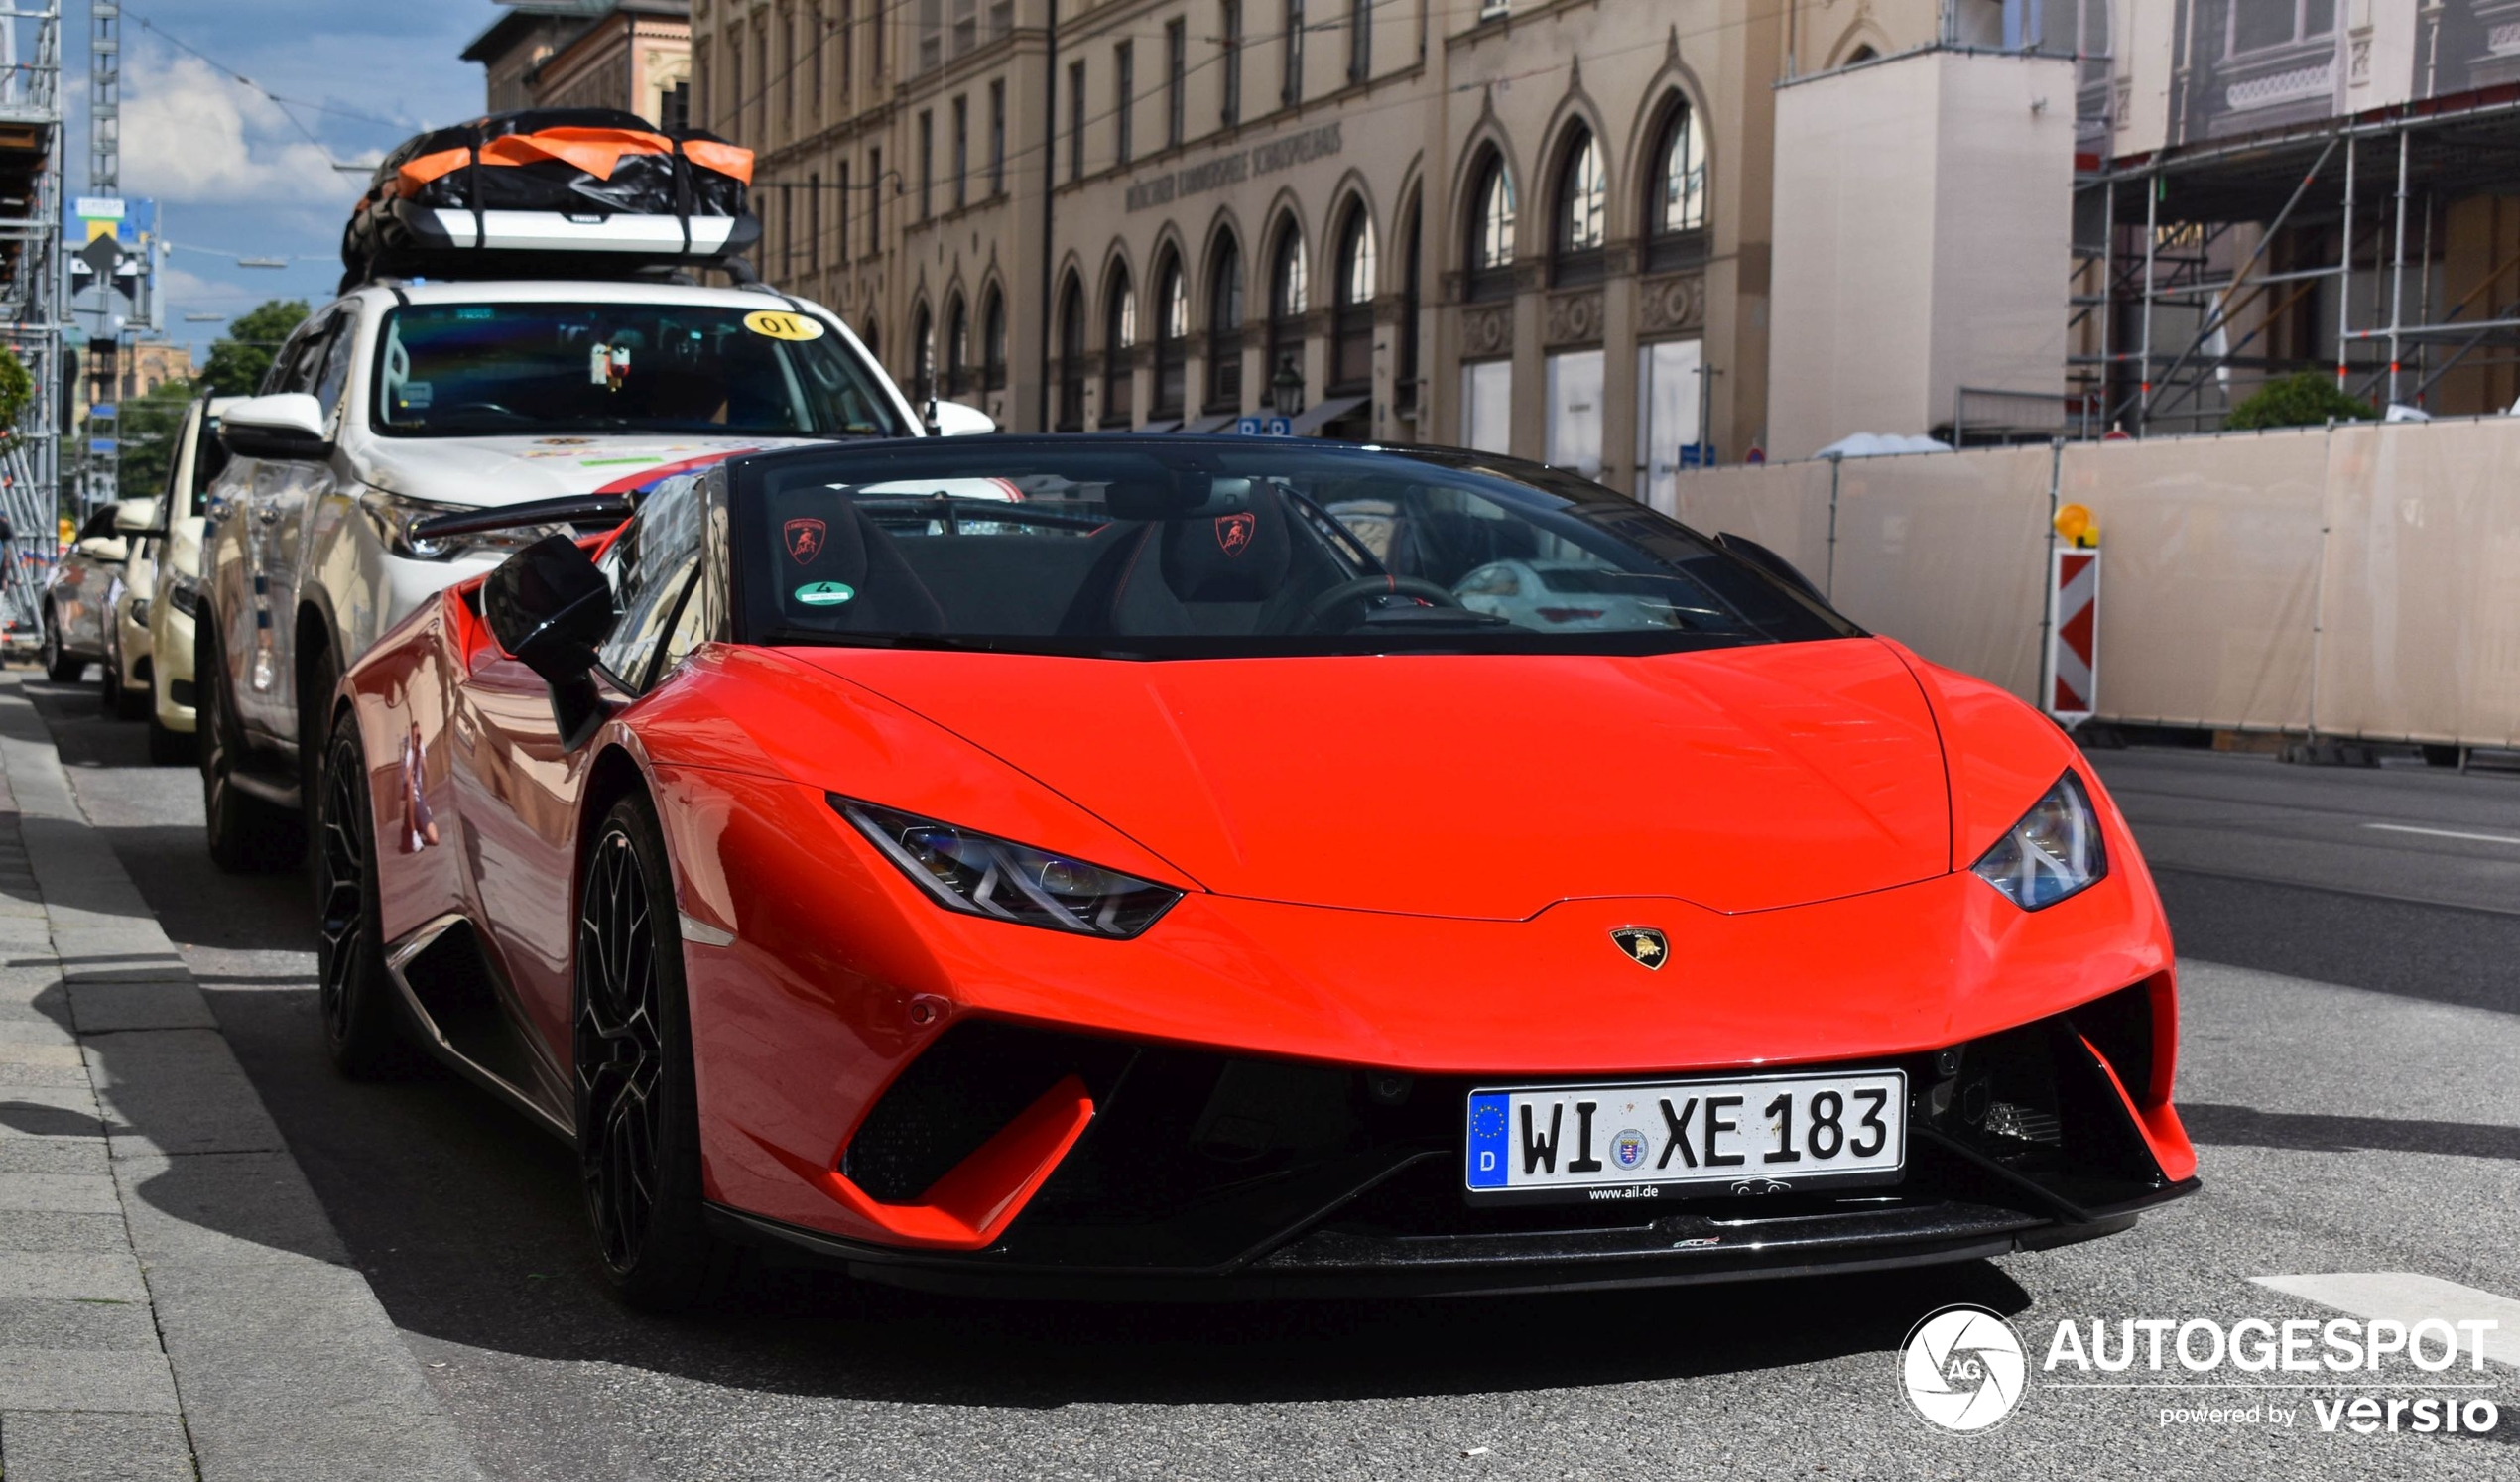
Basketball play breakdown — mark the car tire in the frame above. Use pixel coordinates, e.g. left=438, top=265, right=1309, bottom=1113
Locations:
left=315, top=711, right=411, bottom=1078
left=198, top=616, right=305, bottom=874
left=575, top=791, right=733, bottom=1311
left=146, top=712, right=193, bottom=767
left=41, top=608, right=81, bottom=682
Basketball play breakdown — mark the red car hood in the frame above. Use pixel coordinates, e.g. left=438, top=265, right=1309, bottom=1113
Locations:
left=795, top=637, right=1951, bottom=920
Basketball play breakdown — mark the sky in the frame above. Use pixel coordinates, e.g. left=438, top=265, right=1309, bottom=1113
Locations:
left=49, top=0, right=496, bottom=361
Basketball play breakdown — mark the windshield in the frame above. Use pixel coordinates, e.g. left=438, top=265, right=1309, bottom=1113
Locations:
left=372, top=302, right=908, bottom=439
left=732, top=439, right=1858, bottom=659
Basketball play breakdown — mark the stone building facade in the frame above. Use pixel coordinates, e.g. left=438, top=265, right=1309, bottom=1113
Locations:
left=692, top=0, right=1957, bottom=499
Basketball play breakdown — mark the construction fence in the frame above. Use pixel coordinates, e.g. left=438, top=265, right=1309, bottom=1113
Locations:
left=1663, top=418, right=2520, bottom=749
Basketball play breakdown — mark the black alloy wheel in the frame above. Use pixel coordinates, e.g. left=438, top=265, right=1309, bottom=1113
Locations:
left=315, top=713, right=408, bottom=1077
left=197, top=616, right=304, bottom=874
left=41, top=608, right=80, bottom=682
left=573, top=794, right=727, bottom=1309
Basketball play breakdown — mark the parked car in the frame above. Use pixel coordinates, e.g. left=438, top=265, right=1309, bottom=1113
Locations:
left=316, top=437, right=2197, bottom=1310
left=101, top=497, right=162, bottom=722
left=198, top=277, right=954, bottom=872
left=41, top=500, right=149, bottom=683
left=129, top=396, right=239, bottom=764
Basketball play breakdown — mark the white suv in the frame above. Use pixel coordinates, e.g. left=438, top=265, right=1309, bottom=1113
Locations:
left=197, top=277, right=938, bottom=870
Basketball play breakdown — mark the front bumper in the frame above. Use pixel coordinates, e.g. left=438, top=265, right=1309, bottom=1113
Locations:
left=707, top=983, right=2198, bottom=1299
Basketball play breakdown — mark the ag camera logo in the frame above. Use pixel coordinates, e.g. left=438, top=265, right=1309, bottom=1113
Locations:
left=1901, top=1304, right=2029, bottom=1432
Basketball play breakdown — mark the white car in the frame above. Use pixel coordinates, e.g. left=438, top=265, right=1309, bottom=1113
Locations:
left=42, top=499, right=150, bottom=682
left=129, top=395, right=240, bottom=763
left=197, top=277, right=966, bottom=871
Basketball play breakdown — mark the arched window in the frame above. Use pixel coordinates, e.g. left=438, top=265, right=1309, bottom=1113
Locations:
left=981, top=288, right=1007, bottom=391
left=944, top=295, right=969, bottom=396
left=1267, top=219, right=1307, bottom=409
left=1056, top=274, right=1085, bottom=430
left=1207, top=232, right=1245, bottom=412
left=862, top=317, right=880, bottom=364
left=911, top=302, right=935, bottom=404
left=1552, top=126, right=1606, bottom=286
left=1102, top=265, right=1136, bottom=427
left=1153, top=254, right=1189, bottom=418
left=1465, top=150, right=1514, bottom=302
left=1331, top=203, right=1375, bottom=393
left=1396, top=195, right=1421, bottom=419
left=1646, top=95, right=1709, bottom=273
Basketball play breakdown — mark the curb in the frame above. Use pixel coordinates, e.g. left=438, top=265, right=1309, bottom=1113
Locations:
left=0, top=674, right=485, bottom=1482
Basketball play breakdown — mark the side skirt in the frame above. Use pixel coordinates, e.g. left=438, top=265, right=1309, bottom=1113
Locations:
left=383, top=912, right=573, bottom=1142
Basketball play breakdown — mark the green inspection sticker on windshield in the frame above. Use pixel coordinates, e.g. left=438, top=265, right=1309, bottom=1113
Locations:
left=795, top=581, right=855, bottom=606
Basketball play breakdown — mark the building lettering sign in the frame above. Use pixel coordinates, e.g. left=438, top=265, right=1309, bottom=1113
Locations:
left=1124, top=123, right=1343, bottom=213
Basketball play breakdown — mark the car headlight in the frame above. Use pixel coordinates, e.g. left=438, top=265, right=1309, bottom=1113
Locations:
left=834, top=797, right=1181, bottom=938
left=359, top=489, right=567, bottom=561
left=1971, top=770, right=2108, bottom=910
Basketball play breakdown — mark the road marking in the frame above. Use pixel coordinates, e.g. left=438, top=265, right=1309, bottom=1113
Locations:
left=2251, top=1273, right=2520, bottom=1368
left=2364, top=822, right=2520, bottom=846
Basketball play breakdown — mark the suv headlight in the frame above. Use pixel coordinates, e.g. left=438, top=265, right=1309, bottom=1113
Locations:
left=1971, top=770, right=2108, bottom=910
left=834, top=797, right=1182, bottom=938
left=359, top=489, right=567, bottom=561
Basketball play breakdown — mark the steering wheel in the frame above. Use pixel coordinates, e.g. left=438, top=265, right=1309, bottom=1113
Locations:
left=1294, top=575, right=1464, bottom=632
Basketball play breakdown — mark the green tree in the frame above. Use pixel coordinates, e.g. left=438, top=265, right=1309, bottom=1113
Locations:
left=98, top=376, right=199, bottom=500
left=2223, top=371, right=2381, bottom=431
left=199, top=299, right=310, bottom=398
left=0, top=343, right=32, bottom=430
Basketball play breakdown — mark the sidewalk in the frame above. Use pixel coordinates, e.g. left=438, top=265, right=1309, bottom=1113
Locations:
left=0, top=672, right=483, bottom=1482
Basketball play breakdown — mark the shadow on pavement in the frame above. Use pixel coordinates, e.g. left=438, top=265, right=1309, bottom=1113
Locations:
left=2150, top=868, right=2520, bottom=1016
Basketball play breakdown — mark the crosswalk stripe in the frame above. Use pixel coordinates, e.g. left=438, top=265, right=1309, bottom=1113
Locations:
left=2251, top=1273, right=2520, bottom=1368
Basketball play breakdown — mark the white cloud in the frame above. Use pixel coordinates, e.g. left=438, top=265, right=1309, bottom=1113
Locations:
left=122, top=56, right=347, bottom=207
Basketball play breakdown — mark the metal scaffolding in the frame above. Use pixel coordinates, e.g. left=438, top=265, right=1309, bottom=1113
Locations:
left=0, top=1, right=63, bottom=651
left=2073, top=85, right=2520, bottom=435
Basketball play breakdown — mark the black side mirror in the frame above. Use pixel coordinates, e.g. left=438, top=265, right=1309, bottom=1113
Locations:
left=1716, top=531, right=1828, bottom=605
left=481, top=534, right=617, bottom=749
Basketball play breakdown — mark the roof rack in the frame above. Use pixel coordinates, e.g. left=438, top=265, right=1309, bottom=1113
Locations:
left=339, top=108, right=758, bottom=292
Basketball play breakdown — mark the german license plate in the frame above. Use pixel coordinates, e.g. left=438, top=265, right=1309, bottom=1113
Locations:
left=1463, top=1070, right=1907, bottom=1204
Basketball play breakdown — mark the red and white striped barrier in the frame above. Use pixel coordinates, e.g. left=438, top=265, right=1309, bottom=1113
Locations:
left=2047, top=547, right=2099, bottom=723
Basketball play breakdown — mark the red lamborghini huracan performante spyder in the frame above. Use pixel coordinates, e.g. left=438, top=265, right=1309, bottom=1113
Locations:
left=314, top=436, right=2197, bottom=1308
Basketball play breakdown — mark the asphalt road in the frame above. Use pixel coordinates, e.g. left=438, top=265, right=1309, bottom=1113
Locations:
left=19, top=673, right=2519, bottom=1481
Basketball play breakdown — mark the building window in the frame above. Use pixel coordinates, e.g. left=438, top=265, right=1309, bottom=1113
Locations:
left=1069, top=62, right=1086, bottom=181
left=694, top=41, right=710, bottom=126
left=1153, top=255, right=1188, bottom=417
left=952, top=96, right=968, bottom=209
left=782, top=9, right=797, bottom=132
left=1636, top=337, right=1703, bottom=513
left=1396, top=197, right=1420, bottom=415
left=1115, top=43, right=1134, bottom=165
left=727, top=34, right=743, bottom=134
left=1166, top=20, right=1188, bottom=149
left=1058, top=274, right=1086, bottom=429
left=807, top=172, right=820, bottom=270
left=991, top=0, right=1013, bottom=40
left=1208, top=233, right=1244, bottom=411
left=1461, top=359, right=1511, bottom=453
left=945, top=296, right=969, bottom=396
left=918, top=112, right=935, bottom=219
left=952, top=0, right=978, bottom=57
left=841, top=0, right=855, bottom=98
left=1477, top=0, right=1507, bottom=19
left=1268, top=220, right=1305, bottom=406
left=989, top=79, right=1007, bottom=194
left=1553, top=127, right=1605, bottom=286
left=1282, top=0, right=1304, bottom=106
left=1646, top=96, right=1709, bottom=273
left=1466, top=150, right=1514, bottom=302
left=1221, top=0, right=1242, bottom=126
left=920, top=0, right=943, bottom=71
left=780, top=184, right=795, bottom=278
left=1546, top=348, right=1603, bottom=479
left=863, top=317, right=880, bottom=362
left=1331, top=205, right=1373, bottom=392
left=809, top=3, right=823, bottom=121
left=1103, top=267, right=1136, bottom=427
left=1347, top=0, right=1369, bottom=84
left=868, top=146, right=882, bottom=252
left=837, top=162, right=851, bottom=262
left=2229, top=0, right=2334, bottom=55
left=982, top=288, right=1008, bottom=390
left=660, top=80, right=691, bottom=133
left=754, top=24, right=769, bottom=139
left=913, top=302, right=936, bottom=404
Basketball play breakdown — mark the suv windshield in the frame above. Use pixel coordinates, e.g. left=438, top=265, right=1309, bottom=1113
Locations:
left=733, top=439, right=1858, bottom=659
left=373, top=302, right=907, bottom=439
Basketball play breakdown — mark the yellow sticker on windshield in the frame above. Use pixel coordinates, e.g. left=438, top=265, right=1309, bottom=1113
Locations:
left=743, top=310, right=825, bottom=341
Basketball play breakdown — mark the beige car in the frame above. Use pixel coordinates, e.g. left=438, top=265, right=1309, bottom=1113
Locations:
left=123, top=395, right=234, bottom=763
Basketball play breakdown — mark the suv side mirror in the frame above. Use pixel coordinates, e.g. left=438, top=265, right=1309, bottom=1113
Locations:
left=931, top=399, right=997, bottom=435
left=481, top=534, right=617, bottom=749
left=74, top=535, right=128, bottom=563
left=219, top=393, right=332, bottom=461
left=113, top=498, right=165, bottom=539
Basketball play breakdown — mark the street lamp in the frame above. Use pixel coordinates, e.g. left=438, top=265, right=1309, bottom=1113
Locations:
left=1270, top=354, right=1304, bottom=419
